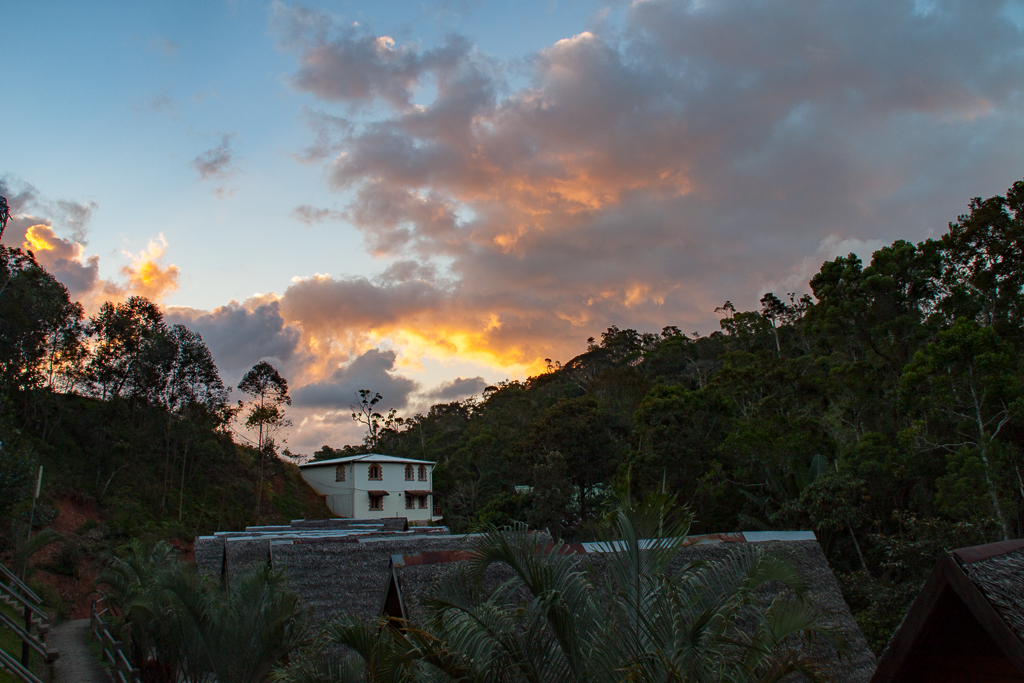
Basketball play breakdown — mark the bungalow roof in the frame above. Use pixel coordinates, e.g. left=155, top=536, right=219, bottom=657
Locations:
left=299, top=454, right=434, bottom=467
left=383, top=532, right=875, bottom=683
left=870, top=539, right=1024, bottom=682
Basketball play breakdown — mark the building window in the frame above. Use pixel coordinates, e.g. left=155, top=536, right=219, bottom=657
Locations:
left=369, top=495, right=384, bottom=511
left=418, top=495, right=428, bottom=509
left=418, top=465, right=428, bottom=481
left=405, top=495, right=415, bottom=510
left=368, top=464, right=382, bottom=480
left=335, top=465, right=346, bottom=482
left=405, top=464, right=414, bottom=481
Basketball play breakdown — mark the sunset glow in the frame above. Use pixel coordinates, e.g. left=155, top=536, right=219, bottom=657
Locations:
left=23, top=224, right=55, bottom=252
left=5, top=0, right=1024, bottom=452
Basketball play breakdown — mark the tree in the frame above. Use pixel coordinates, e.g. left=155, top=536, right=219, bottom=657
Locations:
left=162, top=325, right=232, bottom=519
left=351, top=389, right=401, bottom=449
left=759, top=292, right=811, bottom=356
left=805, top=241, right=941, bottom=374
left=0, top=247, right=85, bottom=395
left=900, top=319, right=1022, bottom=539
left=87, top=296, right=174, bottom=402
left=0, top=399, right=35, bottom=526
left=520, top=396, right=622, bottom=525
left=238, top=361, right=291, bottom=517
left=939, top=179, right=1024, bottom=340
left=97, top=538, right=305, bottom=683
left=633, top=384, right=736, bottom=529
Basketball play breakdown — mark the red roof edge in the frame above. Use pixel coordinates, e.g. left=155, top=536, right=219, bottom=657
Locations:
left=951, top=539, right=1024, bottom=565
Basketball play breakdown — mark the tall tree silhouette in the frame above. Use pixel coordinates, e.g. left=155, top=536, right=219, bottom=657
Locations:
left=238, top=361, right=291, bottom=517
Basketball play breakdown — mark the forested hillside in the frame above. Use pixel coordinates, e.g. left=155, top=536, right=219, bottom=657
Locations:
left=3, top=180, right=1023, bottom=646
left=320, top=179, right=1024, bottom=650
left=0, top=218, right=328, bottom=613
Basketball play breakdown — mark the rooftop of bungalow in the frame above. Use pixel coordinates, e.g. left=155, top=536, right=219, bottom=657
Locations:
left=193, top=526, right=875, bottom=681
left=871, top=538, right=1024, bottom=683
left=298, top=453, right=434, bottom=467
left=382, top=529, right=876, bottom=683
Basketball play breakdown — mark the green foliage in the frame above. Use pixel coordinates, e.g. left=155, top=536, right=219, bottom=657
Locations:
left=0, top=399, right=35, bottom=527
left=98, top=538, right=307, bottom=683
left=300, top=177, right=1024, bottom=655
left=277, top=494, right=845, bottom=683
left=6, top=175, right=1024, bottom=658
left=838, top=514, right=998, bottom=652
left=0, top=247, right=86, bottom=393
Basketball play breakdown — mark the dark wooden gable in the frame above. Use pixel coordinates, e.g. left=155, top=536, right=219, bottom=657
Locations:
left=871, top=544, right=1024, bottom=683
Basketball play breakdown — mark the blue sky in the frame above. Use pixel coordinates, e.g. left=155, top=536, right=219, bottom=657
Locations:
left=4, top=0, right=1024, bottom=452
left=2, top=1, right=607, bottom=306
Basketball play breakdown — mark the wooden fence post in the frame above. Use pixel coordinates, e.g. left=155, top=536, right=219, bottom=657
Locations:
left=21, top=602, right=31, bottom=667
left=112, top=639, right=123, bottom=678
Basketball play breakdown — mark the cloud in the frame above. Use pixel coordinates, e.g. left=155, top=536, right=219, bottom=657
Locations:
left=292, top=204, right=346, bottom=224
left=1, top=178, right=106, bottom=301
left=192, top=134, right=238, bottom=196
left=166, top=297, right=304, bottom=381
left=145, top=92, right=178, bottom=118
left=120, top=234, right=180, bottom=301
left=148, top=37, right=179, bottom=57
left=424, top=376, right=486, bottom=401
left=2, top=177, right=184, bottom=309
left=291, top=108, right=352, bottom=163
left=292, top=348, right=418, bottom=410
left=265, top=0, right=1024, bottom=379
left=271, top=3, right=473, bottom=109
left=21, top=223, right=102, bottom=299
left=1, top=177, right=97, bottom=243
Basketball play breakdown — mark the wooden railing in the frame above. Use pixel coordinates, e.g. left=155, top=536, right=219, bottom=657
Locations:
left=90, top=599, right=141, bottom=683
left=0, top=648, right=44, bottom=683
left=0, top=561, right=55, bottom=683
left=0, top=564, right=43, bottom=606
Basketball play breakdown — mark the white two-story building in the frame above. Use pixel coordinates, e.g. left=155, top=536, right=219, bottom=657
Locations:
left=298, top=454, right=438, bottom=523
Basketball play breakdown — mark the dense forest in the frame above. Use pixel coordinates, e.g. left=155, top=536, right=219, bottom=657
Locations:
left=318, top=179, right=1024, bottom=650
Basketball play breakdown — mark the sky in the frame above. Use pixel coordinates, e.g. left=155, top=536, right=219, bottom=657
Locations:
left=3, top=0, right=1024, bottom=454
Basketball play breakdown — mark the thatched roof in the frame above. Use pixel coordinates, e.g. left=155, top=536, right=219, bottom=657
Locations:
left=272, top=535, right=470, bottom=624
left=385, top=533, right=875, bottom=683
left=955, top=541, right=1024, bottom=643
left=871, top=539, right=1024, bottom=682
left=193, top=517, right=455, bottom=622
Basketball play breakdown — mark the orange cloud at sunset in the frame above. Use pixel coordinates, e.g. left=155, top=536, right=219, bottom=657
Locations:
left=121, top=235, right=180, bottom=302
left=1, top=186, right=183, bottom=312
left=23, top=224, right=57, bottom=252
left=9, top=0, right=1024, bottom=457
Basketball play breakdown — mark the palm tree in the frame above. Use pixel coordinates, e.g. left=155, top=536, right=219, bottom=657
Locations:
left=164, top=561, right=307, bottom=683
left=98, top=539, right=306, bottom=683
left=96, top=539, right=181, bottom=677
left=275, top=493, right=846, bottom=683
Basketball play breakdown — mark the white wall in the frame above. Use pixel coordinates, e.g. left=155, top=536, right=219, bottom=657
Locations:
left=300, top=460, right=435, bottom=521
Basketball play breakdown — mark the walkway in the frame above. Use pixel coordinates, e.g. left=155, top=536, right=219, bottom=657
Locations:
left=47, top=619, right=108, bottom=683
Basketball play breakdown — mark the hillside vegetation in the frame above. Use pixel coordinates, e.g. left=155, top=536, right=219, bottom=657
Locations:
left=321, top=178, right=1024, bottom=650
left=0, top=240, right=328, bottom=614
left=2, top=180, right=1024, bottom=649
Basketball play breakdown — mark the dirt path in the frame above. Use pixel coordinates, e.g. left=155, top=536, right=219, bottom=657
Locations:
left=47, top=619, right=109, bottom=683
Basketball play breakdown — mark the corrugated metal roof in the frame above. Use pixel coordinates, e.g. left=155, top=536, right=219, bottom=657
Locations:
left=299, top=453, right=435, bottom=467
left=742, top=530, right=817, bottom=542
